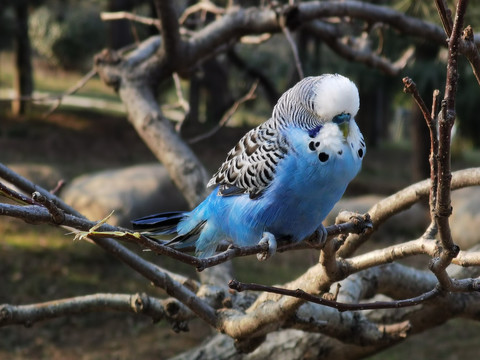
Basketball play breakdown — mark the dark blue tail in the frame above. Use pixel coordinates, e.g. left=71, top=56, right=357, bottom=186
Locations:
left=131, top=211, right=186, bottom=235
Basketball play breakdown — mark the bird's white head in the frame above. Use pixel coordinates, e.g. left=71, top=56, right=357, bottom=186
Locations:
left=272, top=74, right=359, bottom=131
left=312, top=74, right=359, bottom=122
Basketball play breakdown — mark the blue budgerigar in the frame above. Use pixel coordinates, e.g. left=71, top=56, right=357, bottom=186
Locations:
left=132, top=74, right=365, bottom=259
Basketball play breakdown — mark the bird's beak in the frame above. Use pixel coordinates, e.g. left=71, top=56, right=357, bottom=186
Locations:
left=333, top=113, right=351, bottom=138
left=339, top=121, right=349, bottom=138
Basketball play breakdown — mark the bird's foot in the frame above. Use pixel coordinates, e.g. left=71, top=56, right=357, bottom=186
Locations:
left=307, top=224, right=328, bottom=248
left=257, top=232, right=277, bottom=261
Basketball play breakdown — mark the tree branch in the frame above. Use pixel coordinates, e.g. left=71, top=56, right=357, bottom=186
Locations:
left=0, top=293, right=166, bottom=327
left=229, top=280, right=441, bottom=312
left=100, top=11, right=161, bottom=29
left=430, top=0, right=468, bottom=290
left=154, top=0, right=183, bottom=64
left=338, top=167, right=480, bottom=257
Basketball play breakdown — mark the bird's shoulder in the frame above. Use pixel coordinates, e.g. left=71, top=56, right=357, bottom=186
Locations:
left=207, top=119, right=290, bottom=199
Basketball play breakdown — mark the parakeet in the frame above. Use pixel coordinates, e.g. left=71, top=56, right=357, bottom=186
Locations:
left=132, top=74, right=365, bottom=259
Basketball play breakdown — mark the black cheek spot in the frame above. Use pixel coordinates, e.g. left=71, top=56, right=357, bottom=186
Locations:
left=318, top=152, right=329, bottom=162
left=309, top=141, right=316, bottom=151
left=338, top=150, right=343, bottom=155
left=315, top=142, right=320, bottom=147
left=358, top=148, right=364, bottom=158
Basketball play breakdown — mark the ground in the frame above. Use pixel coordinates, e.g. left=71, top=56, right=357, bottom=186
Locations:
left=1, top=105, right=480, bottom=359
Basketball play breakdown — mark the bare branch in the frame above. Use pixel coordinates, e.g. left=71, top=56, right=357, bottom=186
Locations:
left=435, top=0, right=454, bottom=37
left=462, top=25, right=480, bottom=86
left=0, top=162, right=81, bottom=217
left=402, top=77, right=433, bottom=126
left=402, top=77, right=440, bottom=214
left=307, top=21, right=413, bottom=76
left=100, top=11, right=161, bottom=28
left=179, top=0, right=226, bottom=25
left=431, top=0, right=469, bottom=290
left=281, top=25, right=304, bottom=79
left=0, top=166, right=217, bottom=326
left=31, top=191, right=65, bottom=224
left=338, top=167, right=480, bottom=257
left=154, top=0, right=183, bottom=63
left=229, top=280, right=441, bottom=312
left=188, top=80, right=259, bottom=144
left=0, top=293, right=165, bottom=327
left=0, top=181, right=37, bottom=205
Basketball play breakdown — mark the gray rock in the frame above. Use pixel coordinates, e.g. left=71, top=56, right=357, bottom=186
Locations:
left=450, top=187, right=480, bottom=249
left=62, top=164, right=189, bottom=227
left=326, top=194, right=430, bottom=240
left=7, top=163, right=64, bottom=191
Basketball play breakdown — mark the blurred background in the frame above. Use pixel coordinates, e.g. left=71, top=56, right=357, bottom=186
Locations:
left=1, top=0, right=480, bottom=359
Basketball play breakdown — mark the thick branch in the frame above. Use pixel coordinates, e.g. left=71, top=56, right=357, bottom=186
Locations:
left=154, top=0, right=183, bottom=62
left=338, top=167, right=480, bottom=257
left=0, top=293, right=165, bottom=327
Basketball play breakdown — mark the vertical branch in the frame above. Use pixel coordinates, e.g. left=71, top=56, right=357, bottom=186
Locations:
left=434, top=0, right=453, bottom=37
left=431, top=0, right=469, bottom=289
left=429, top=90, right=440, bottom=216
left=154, top=0, right=183, bottom=63
left=282, top=25, right=304, bottom=79
left=402, top=79, right=439, bottom=231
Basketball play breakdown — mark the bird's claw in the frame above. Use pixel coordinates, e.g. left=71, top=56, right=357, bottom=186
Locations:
left=257, top=232, right=277, bottom=261
left=308, top=224, right=328, bottom=248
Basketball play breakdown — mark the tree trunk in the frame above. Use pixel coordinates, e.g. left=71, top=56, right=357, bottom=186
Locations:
left=12, top=3, right=33, bottom=116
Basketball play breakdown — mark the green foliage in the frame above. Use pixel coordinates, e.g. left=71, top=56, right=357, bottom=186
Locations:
left=29, top=5, right=106, bottom=70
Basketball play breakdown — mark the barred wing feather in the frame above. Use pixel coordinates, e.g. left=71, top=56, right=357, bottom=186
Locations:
left=207, top=120, right=289, bottom=199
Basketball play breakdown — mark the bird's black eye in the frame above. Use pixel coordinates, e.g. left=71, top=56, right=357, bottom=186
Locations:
left=318, top=152, right=329, bottom=162
left=333, top=113, right=351, bottom=124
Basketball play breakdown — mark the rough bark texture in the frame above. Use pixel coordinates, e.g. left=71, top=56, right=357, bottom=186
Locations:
left=2, top=1, right=480, bottom=359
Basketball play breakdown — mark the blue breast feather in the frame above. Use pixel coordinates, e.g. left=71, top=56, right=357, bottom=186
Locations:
left=175, top=127, right=361, bottom=257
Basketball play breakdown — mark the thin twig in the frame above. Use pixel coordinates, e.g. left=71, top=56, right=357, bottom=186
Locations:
left=179, top=1, right=226, bottom=25
left=172, top=73, right=190, bottom=132
left=402, top=78, right=440, bottom=214
left=281, top=25, right=304, bottom=79
left=434, top=0, right=453, bottom=37
left=461, top=25, right=480, bottom=86
left=0, top=181, right=37, bottom=205
left=50, top=179, right=66, bottom=196
left=308, top=21, right=413, bottom=76
left=100, top=11, right=161, bottom=28
left=43, top=68, right=98, bottom=117
left=402, top=77, right=432, bottom=125
left=229, top=280, right=441, bottom=312
left=188, top=80, right=259, bottom=144
left=77, top=215, right=372, bottom=272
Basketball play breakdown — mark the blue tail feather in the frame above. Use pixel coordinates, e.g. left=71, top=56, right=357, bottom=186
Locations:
left=131, top=211, right=186, bottom=235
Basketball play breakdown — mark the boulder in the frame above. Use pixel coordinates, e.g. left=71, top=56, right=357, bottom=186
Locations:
left=7, top=163, right=64, bottom=191
left=326, top=194, right=430, bottom=241
left=62, top=164, right=189, bottom=227
left=450, top=186, right=480, bottom=249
